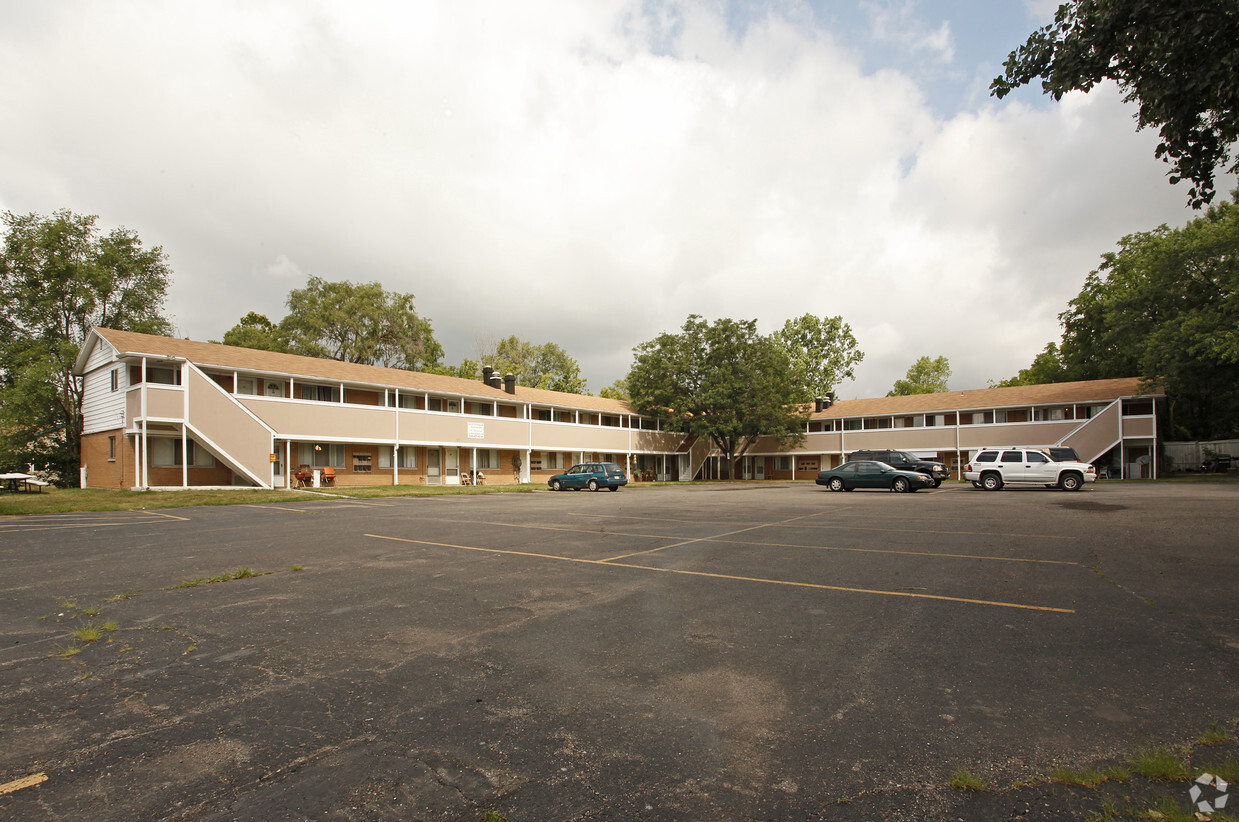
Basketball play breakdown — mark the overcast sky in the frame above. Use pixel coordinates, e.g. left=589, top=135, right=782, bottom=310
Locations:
left=2, top=0, right=1230, bottom=399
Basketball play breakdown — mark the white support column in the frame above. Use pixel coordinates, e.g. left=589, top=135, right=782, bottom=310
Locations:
left=182, top=362, right=189, bottom=488
left=140, top=357, right=149, bottom=489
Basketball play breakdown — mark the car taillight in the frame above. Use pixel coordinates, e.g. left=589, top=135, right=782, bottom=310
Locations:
left=964, top=463, right=972, bottom=471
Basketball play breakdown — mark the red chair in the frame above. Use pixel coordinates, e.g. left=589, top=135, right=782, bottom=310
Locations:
left=322, top=467, right=335, bottom=486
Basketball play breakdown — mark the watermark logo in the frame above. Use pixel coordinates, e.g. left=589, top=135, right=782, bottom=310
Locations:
left=1189, top=772, right=1229, bottom=814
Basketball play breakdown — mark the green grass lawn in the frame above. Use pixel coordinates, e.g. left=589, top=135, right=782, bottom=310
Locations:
left=0, top=482, right=540, bottom=516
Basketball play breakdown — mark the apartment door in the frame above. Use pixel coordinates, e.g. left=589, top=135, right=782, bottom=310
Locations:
left=426, top=449, right=441, bottom=485
left=755, top=458, right=766, bottom=480
left=444, top=448, right=460, bottom=485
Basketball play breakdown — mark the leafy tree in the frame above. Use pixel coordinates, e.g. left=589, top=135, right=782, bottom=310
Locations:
left=993, top=342, right=1069, bottom=387
left=219, top=312, right=286, bottom=352
left=427, top=358, right=481, bottom=380
left=628, top=315, right=807, bottom=478
left=479, top=335, right=587, bottom=394
left=598, top=378, right=630, bottom=401
left=0, top=209, right=173, bottom=481
left=889, top=355, right=951, bottom=396
left=1057, top=195, right=1239, bottom=438
left=991, top=0, right=1239, bottom=208
left=772, top=313, right=863, bottom=401
left=278, top=276, right=443, bottom=370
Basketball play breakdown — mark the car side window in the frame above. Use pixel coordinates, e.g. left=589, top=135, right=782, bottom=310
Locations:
left=1001, top=451, right=1023, bottom=463
left=1026, top=451, right=1048, bottom=463
left=976, top=452, right=997, bottom=462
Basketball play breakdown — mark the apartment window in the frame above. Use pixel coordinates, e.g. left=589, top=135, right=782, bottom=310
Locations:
left=843, top=419, right=863, bottom=431
left=264, top=381, right=285, bottom=398
left=536, top=408, right=553, bottom=421
left=108, top=436, right=116, bottom=460
left=542, top=451, right=564, bottom=470
left=137, top=366, right=180, bottom=385
left=300, top=384, right=341, bottom=403
left=387, top=393, right=417, bottom=409
left=1035, top=407, right=1066, bottom=421
left=150, top=438, right=214, bottom=467
left=474, top=449, right=499, bottom=470
left=379, top=447, right=418, bottom=469
left=775, top=456, right=792, bottom=471
left=470, top=403, right=494, bottom=416
left=238, top=377, right=257, bottom=395
left=110, top=369, right=119, bottom=392
left=297, top=443, right=345, bottom=468
left=1123, top=399, right=1154, bottom=416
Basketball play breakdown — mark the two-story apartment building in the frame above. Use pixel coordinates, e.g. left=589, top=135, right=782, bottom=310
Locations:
left=74, top=328, right=1161, bottom=489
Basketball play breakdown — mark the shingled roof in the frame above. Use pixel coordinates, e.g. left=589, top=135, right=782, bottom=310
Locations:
left=812, top=377, right=1157, bottom=420
left=80, top=328, right=637, bottom=415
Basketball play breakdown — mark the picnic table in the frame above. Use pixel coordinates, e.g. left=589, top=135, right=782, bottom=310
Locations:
left=0, top=472, right=47, bottom=492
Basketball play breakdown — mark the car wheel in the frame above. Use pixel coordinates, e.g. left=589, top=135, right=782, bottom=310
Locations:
left=588, top=479, right=599, bottom=492
left=551, top=480, right=562, bottom=491
left=828, top=477, right=844, bottom=492
left=1059, top=472, right=1083, bottom=491
left=971, top=481, right=982, bottom=488
left=932, top=479, right=942, bottom=488
left=981, top=473, right=1003, bottom=491
left=608, top=485, right=618, bottom=492
left=892, top=477, right=910, bottom=493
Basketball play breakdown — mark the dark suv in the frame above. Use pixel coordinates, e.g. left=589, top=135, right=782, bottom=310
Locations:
left=847, top=450, right=949, bottom=487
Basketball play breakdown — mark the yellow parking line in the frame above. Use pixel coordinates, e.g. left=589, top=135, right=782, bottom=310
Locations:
left=599, top=512, right=825, bottom=562
left=708, top=538, right=1079, bottom=565
left=777, top=522, right=1074, bottom=540
left=366, top=533, right=1074, bottom=614
left=0, top=772, right=47, bottom=795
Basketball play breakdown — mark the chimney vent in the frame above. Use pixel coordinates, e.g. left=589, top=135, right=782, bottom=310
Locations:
left=504, top=374, right=516, bottom=394
left=824, top=392, right=835, bottom=408
left=814, top=397, right=824, bottom=412
left=482, top=366, right=494, bottom=384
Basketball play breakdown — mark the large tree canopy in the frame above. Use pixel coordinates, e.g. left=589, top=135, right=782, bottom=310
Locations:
left=627, top=315, right=807, bottom=477
left=1058, top=196, right=1239, bottom=438
left=277, top=276, right=443, bottom=370
left=889, top=355, right=951, bottom=396
left=479, top=335, right=587, bottom=394
left=991, top=0, right=1239, bottom=208
left=772, top=313, right=863, bottom=402
left=0, top=209, right=173, bottom=481
left=220, top=311, right=285, bottom=352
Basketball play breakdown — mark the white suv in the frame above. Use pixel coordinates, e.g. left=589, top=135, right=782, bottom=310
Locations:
left=964, top=448, right=1096, bottom=491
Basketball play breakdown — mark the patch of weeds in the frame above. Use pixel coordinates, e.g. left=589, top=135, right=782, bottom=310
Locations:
left=53, top=643, right=83, bottom=660
left=116, top=645, right=136, bottom=653
left=183, top=645, right=196, bottom=654
left=1128, top=747, right=1191, bottom=782
left=1198, top=756, right=1239, bottom=784
left=1084, top=796, right=1124, bottom=822
left=103, top=590, right=142, bottom=602
left=71, top=620, right=118, bottom=643
left=289, top=564, right=304, bottom=572
left=1050, top=765, right=1130, bottom=787
left=1198, top=720, right=1231, bottom=746
left=1140, top=795, right=1200, bottom=821
left=949, top=766, right=988, bottom=792
left=59, top=598, right=78, bottom=610
left=81, top=605, right=101, bottom=616
left=166, top=567, right=266, bottom=589
left=481, top=812, right=508, bottom=822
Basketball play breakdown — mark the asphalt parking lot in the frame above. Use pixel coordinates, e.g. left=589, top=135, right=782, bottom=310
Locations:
left=1, top=481, right=1237, bottom=821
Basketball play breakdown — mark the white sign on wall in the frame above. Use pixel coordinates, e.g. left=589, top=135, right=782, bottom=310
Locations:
left=468, top=422, right=485, bottom=439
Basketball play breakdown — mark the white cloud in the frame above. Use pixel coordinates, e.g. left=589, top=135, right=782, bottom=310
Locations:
left=0, top=0, right=1222, bottom=399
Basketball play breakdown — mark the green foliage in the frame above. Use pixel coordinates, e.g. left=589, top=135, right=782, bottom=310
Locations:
left=889, top=355, right=950, bottom=396
left=771, top=313, right=863, bottom=401
left=598, top=378, right=630, bottom=401
left=479, top=335, right=587, bottom=394
left=628, top=315, right=807, bottom=477
left=0, top=209, right=173, bottom=481
left=991, top=0, right=1239, bottom=208
left=1126, top=746, right=1191, bottom=781
left=993, top=342, right=1069, bottom=387
left=220, top=312, right=286, bottom=352
left=1059, top=196, right=1239, bottom=438
left=278, top=276, right=443, bottom=370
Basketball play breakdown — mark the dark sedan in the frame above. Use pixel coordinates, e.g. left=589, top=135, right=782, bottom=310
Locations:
left=815, top=460, right=935, bottom=492
left=548, top=462, right=628, bottom=492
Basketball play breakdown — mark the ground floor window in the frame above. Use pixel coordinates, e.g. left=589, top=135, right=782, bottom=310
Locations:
left=542, top=451, right=564, bottom=470
left=473, top=449, right=499, bottom=470
left=108, top=436, right=116, bottom=460
left=150, top=438, right=215, bottom=467
left=380, top=447, right=419, bottom=469
left=298, top=443, right=345, bottom=468
left=775, top=456, right=792, bottom=471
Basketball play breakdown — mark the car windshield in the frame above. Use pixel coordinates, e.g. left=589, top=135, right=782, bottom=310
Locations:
left=893, top=451, right=918, bottom=462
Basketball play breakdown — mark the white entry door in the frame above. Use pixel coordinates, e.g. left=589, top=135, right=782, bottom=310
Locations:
left=427, top=449, right=441, bottom=485
left=445, top=448, right=460, bottom=485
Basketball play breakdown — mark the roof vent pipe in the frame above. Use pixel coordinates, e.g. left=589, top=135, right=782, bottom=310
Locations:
left=814, top=397, right=824, bottom=412
left=489, top=375, right=502, bottom=389
left=504, top=374, right=516, bottom=394
left=824, top=392, right=835, bottom=408
left=482, top=366, right=494, bottom=384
